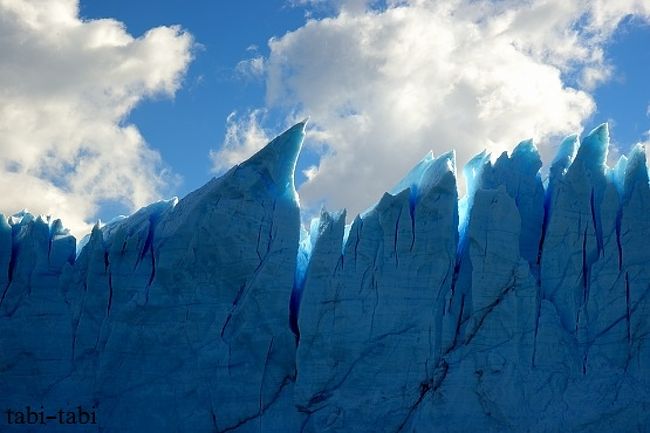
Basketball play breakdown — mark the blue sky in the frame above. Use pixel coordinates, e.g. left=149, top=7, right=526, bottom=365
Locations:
left=592, top=16, right=650, bottom=147
left=0, top=0, right=648, bottom=235
left=79, top=0, right=310, bottom=217
left=83, top=0, right=650, bottom=220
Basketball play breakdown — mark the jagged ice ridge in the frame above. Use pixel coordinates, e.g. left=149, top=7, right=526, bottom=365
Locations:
left=0, top=121, right=649, bottom=432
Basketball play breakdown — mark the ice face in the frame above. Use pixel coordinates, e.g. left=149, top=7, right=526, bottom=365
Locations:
left=540, top=124, right=611, bottom=334
left=0, top=121, right=649, bottom=433
left=478, top=139, right=545, bottom=270
left=290, top=210, right=344, bottom=337
left=294, top=150, right=458, bottom=431
left=0, top=122, right=306, bottom=433
left=457, top=149, right=489, bottom=251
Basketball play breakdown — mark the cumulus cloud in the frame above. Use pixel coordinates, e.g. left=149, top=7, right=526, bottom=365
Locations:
left=0, top=0, right=193, bottom=236
left=235, top=56, right=266, bottom=80
left=214, top=0, right=649, bottom=220
left=210, top=110, right=271, bottom=172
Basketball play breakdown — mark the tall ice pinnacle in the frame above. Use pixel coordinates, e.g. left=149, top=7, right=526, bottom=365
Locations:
left=239, top=120, right=307, bottom=200
left=574, top=123, right=609, bottom=170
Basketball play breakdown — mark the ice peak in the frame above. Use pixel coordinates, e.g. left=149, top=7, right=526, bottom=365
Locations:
left=389, top=151, right=434, bottom=199
left=551, top=134, right=579, bottom=178
left=623, top=144, right=649, bottom=202
left=434, top=150, right=456, bottom=174
left=382, top=150, right=457, bottom=217
left=575, top=123, right=609, bottom=170
left=611, top=155, right=629, bottom=195
left=463, top=149, right=490, bottom=196
left=240, top=121, right=306, bottom=200
left=420, top=151, right=456, bottom=192
left=493, top=139, right=542, bottom=176
left=589, top=122, right=610, bottom=143
left=511, top=139, right=540, bottom=163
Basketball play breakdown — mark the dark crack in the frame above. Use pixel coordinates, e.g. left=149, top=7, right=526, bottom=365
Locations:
left=216, top=373, right=294, bottom=433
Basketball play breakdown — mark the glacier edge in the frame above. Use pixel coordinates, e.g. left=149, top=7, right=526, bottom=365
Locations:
left=0, top=121, right=649, bottom=432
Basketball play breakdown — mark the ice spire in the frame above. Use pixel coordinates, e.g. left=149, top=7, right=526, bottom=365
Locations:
left=240, top=120, right=307, bottom=200
left=574, top=123, right=609, bottom=171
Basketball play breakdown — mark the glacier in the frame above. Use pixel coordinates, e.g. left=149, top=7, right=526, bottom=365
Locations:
left=0, top=121, right=649, bottom=432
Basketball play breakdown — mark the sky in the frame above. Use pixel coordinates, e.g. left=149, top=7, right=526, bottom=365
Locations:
left=0, top=0, right=649, bottom=237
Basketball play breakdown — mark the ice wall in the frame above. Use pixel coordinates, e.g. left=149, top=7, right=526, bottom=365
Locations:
left=295, top=151, right=458, bottom=431
left=0, top=122, right=649, bottom=433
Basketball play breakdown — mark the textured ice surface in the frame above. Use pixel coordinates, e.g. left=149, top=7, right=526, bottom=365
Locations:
left=295, top=151, right=458, bottom=432
left=1, top=122, right=649, bottom=432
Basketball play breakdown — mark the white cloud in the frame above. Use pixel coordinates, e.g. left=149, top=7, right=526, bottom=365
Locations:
left=235, top=56, right=266, bottom=80
left=217, top=0, right=650, bottom=220
left=210, top=110, right=271, bottom=173
left=0, top=0, right=193, bottom=237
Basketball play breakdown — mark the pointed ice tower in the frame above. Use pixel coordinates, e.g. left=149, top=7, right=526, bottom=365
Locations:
left=619, top=144, right=650, bottom=379
left=46, top=122, right=307, bottom=433
left=540, top=124, right=611, bottom=337
left=294, top=150, right=459, bottom=433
